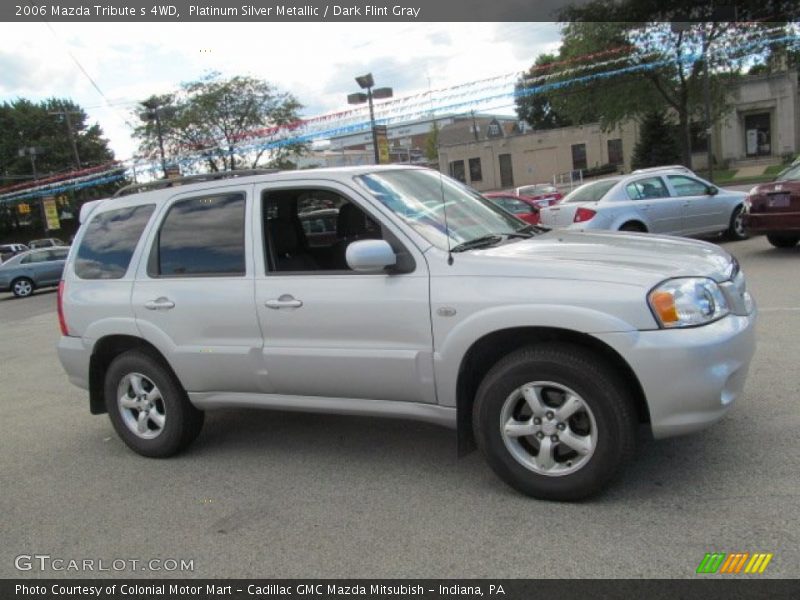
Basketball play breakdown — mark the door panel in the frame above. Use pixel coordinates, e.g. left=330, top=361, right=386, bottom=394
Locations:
left=132, top=186, right=263, bottom=393
left=253, top=181, right=436, bottom=404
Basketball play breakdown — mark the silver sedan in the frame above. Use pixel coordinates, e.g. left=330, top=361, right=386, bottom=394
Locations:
left=0, top=247, right=69, bottom=297
left=539, top=169, right=748, bottom=240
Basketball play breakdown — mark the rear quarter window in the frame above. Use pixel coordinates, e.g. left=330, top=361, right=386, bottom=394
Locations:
left=75, top=204, right=155, bottom=279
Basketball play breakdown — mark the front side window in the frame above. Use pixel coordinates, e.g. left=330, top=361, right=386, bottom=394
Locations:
left=76, top=204, right=154, bottom=279
left=667, top=175, right=708, bottom=197
left=626, top=177, right=670, bottom=200
left=153, top=193, right=245, bottom=277
left=356, top=169, right=531, bottom=251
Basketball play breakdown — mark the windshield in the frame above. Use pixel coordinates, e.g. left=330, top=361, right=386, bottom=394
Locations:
left=777, top=164, right=800, bottom=181
left=563, top=179, right=619, bottom=203
left=356, top=169, right=532, bottom=250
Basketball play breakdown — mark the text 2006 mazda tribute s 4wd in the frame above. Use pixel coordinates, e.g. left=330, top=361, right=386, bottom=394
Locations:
left=57, top=166, right=756, bottom=500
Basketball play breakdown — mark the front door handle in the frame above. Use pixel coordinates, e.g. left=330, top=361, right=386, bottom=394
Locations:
left=265, top=294, right=303, bottom=309
left=144, top=297, right=175, bottom=310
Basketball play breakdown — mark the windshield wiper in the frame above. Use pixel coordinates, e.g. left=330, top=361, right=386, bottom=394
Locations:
left=451, top=231, right=534, bottom=252
left=451, top=234, right=504, bottom=252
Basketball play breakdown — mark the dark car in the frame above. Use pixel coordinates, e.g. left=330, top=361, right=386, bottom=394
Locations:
left=0, top=247, right=69, bottom=297
left=484, top=193, right=544, bottom=225
left=0, top=243, right=29, bottom=263
left=744, top=164, right=800, bottom=248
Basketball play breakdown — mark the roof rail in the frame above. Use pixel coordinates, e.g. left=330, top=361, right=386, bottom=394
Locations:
left=113, top=169, right=280, bottom=197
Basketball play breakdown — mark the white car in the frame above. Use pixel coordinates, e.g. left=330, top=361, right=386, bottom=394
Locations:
left=539, top=169, right=748, bottom=239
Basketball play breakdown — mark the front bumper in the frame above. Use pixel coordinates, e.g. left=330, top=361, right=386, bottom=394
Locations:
left=57, top=335, right=91, bottom=390
left=595, top=311, right=757, bottom=439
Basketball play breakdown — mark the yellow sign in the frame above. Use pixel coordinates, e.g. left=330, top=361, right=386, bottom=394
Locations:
left=43, top=197, right=60, bottom=231
left=375, top=125, right=389, bottom=164
left=18, top=203, right=30, bottom=214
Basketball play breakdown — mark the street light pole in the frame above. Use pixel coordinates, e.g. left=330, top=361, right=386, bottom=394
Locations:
left=49, top=106, right=83, bottom=170
left=348, top=73, right=393, bottom=165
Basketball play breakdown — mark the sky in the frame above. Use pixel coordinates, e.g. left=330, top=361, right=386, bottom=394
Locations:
left=0, top=22, right=561, bottom=162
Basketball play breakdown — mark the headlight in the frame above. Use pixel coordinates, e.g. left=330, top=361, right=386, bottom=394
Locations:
left=648, top=278, right=730, bottom=328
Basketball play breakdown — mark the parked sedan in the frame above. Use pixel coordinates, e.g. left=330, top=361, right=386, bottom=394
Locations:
left=483, top=193, right=543, bottom=225
left=0, top=243, right=29, bottom=263
left=744, top=164, right=800, bottom=247
left=28, top=237, right=66, bottom=249
left=538, top=169, right=748, bottom=240
left=515, top=183, right=564, bottom=205
left=0, top=247, right=69, bottom=297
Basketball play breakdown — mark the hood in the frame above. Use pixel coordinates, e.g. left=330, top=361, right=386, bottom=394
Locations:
left=463, top=229, right=734, bottom=287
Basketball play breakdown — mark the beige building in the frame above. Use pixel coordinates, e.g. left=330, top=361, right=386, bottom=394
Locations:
left=438, top=69, right=800, bottom=191
left=438, top=119, right=638, bottom=192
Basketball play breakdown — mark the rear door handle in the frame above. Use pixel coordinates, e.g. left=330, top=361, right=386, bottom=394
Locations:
left=144, top=297, right=175, bottom=310
left=265, top=294, right=303, bottom=309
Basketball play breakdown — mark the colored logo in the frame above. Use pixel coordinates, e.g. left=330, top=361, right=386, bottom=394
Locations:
left=696, top=552, right=773, bottom=574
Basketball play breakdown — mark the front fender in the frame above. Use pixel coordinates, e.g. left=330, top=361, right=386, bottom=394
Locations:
left=433, top=304, right=639, bottom=407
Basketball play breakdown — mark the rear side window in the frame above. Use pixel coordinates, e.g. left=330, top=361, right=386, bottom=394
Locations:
left=75, top=205, right=155, bottom=279
left=153, top=193, right=245, bottom=277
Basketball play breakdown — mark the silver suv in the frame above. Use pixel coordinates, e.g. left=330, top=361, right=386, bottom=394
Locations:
left=57, top=167, right=756, bottom=500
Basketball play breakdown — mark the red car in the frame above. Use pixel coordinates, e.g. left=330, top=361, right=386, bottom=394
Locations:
left=744, top=164, right=800, bottom=248
left=484, top=193, right=543, bottom=225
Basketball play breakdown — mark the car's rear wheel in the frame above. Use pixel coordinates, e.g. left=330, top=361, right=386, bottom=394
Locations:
left=726, top=206, right=748, bottom=241
left=767, top=234, right=799, bottom=248
left=11, top=277, right=34, bottom=298
left=104, top=350, right=204, bottom=457
left=619, top=221, right=646, bottom=232
left=473, top=344, right=636, bottom=500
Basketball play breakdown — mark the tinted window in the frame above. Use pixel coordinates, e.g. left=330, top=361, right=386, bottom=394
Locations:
left=626, top=177, right=670, bottom=200
left=494, top=197, right=531, bottom=214
left=668, top=175, right=708, bottom=197
left=75, top=205, right=154, bottom=279
left=155, top=193, right=245, bottom=277
left=564, top=179, right=619, bottom=203
left=22, top=251, right=49, bottom=264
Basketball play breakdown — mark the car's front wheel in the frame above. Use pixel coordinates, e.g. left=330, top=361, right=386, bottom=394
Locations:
left=767, top=234, right=799, bottom=248
left=473, top=344, right=636, bottom=500
left=11, top=277, right=34, bottom=298
left=104, top=350, right=204, bottom=457
left=726, top=206, right=748, bottom=241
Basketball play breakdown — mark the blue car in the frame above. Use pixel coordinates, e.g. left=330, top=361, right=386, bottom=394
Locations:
left=0, top=247, right=69, bottom=297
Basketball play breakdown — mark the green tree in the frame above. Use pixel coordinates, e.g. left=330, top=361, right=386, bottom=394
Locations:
left=631, top=111, right=681, bottom=169
left=134, top=72, right=306, bottom=173
left=547, top=1, right=775, bottom=167
left=424, top=121, right=440, bottom=162
left=0, top=98, right=117, bottom=239
left=515, top=53, right=574, bottom=130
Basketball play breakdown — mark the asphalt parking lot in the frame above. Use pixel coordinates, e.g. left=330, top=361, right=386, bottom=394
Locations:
left=1, top=235, right=798, bottom=579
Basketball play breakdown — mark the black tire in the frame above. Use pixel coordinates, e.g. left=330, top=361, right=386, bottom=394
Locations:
left=11, top=277, right=34, bottom=298
left=473, top=344, right=636, bottom=501
left=104, top=350, right=204, bottom=458
left=726, top=206, right=748, bottom=241
left=767, top=234, right=799, bottom=248
left=619, top=222, right=646, bottom=233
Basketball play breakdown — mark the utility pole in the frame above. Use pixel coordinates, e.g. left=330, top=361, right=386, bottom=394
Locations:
left=142, top=99, right=168, bottom=178
left=703, top=27, right=714, bottom=183
left=18, top=146, right=47, bottom=235
left=49, top=106, right=83, bottom=169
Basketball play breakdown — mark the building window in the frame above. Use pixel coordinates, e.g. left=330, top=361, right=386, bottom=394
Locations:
left=607, top=139, right=623, bottom=166
left=468, top=158, right=483, bottom=182
left=571, top=143, right=587, bottom=171
left=449, top=160, right=466, bottom=182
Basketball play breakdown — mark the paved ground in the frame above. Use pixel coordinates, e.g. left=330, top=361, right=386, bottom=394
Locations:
left=1, top=235, right=798, bottom=579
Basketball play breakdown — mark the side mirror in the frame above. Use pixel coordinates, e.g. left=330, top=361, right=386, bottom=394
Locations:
left=706, top=186, right=718, bottom=196
left=346, top=239, right=396, bottom=273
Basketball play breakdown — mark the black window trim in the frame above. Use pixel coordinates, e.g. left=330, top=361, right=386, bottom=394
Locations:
left=147, top=191, right=248, bottom=279
left=260, top=185, right=416, bottom=277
